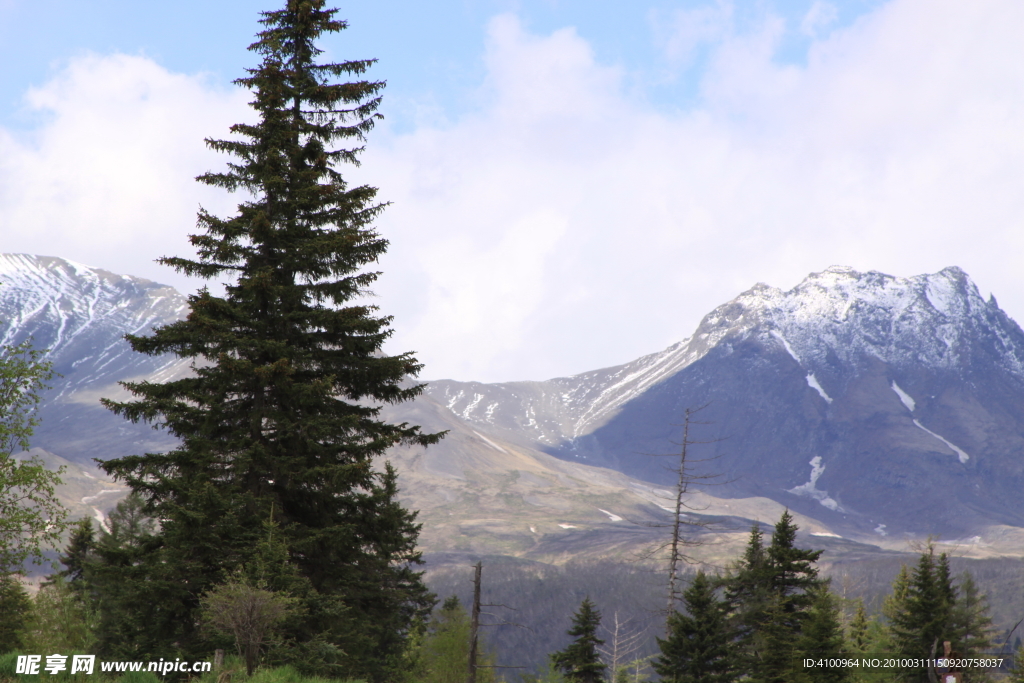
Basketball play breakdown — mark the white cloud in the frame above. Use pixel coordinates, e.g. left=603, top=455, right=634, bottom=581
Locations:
left=800, top=2, right=839, bottom=38
left=366, top=1, right=1024, bottom=381
left=4, top=1, right=1024, bottom=384
left=653, top=0, right=734, bottom=68
left=0, top=53, right=250, bottom=291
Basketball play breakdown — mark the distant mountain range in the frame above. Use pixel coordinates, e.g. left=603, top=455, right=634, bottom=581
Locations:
left=425, top=266, right=1024, bottom=541
left=3, top=254, right=1024, bottom=563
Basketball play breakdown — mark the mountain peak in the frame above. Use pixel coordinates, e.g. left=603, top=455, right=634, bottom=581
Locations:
left=699, top=266, right=1024, bottom=378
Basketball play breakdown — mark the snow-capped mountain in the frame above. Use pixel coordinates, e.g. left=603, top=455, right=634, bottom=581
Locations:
left=0, top=254, right=188, bottom=463
left=426, top=266, right=1024, bottom=537
left=4, top=255, right=1024, bottom=541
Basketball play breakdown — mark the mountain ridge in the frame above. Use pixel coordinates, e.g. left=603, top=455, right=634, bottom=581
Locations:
left=3, top=255, right=1024, bottom=555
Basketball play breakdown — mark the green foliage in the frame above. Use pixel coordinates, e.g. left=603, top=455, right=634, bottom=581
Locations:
left=950, top=572, right=995, bottom=683
left=50, top=517, right=96, bottom=589
left=848, top=600, right=869, bottom=653
left=114, top=672, right=161, bottom=683
left=723, top=512, right=824, bottom=683
left=551, top=597, right=606, bottom=683
left=1008, top=645, right=1024, bottom=683
left=23, top=575, right=97, bottom=654
left=0, top=340, right=67, bottom=575
left=796, top=583, right=850, bottom=683
left=0, top=572, right=32, bottom=652
left=411, top=596, right=495, bottom=683
left=654, top=571, right=734, bottom=683
left=202, top=578, right=298, bottom=676
left=95, top=1, right=439, bottom=678
left=887, top=546, right=956, bottom=682
left=88, top=494, right=164, bottom=659
left=521, top=661, right=567, bottom=683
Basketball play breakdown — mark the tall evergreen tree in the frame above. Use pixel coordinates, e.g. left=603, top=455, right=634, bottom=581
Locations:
left=723, top=524, right=771, bottom=660
left=655, top=571, right=735, bottom=683
left=0, top=571, right=32, bottom=653
left=951, top=572, right=995, bottom=683
left=887, top=547, right=956, bottom=683
left=551, top=597, right=607, bottom=683
left=724, top=511, right=823, bottom=682
left=848, top=600, right=869, bottom=654
left=50, top=517, right=96, bottom=589
left=796, top=583, right=850, bottom=683
left=98, top=2, right=440, bottom=678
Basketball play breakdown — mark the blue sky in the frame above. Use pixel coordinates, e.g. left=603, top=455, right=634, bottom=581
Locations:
left=2, top=0, right=1022, bottom=381
left=0, top=0, right=884, bottom=130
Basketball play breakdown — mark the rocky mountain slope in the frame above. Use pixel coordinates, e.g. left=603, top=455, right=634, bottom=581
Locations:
left=0, top=254, right=189, bottom=464
left=428, top=266, right=1024, bottom=542
left=3, top=255, right=1023, bottom=561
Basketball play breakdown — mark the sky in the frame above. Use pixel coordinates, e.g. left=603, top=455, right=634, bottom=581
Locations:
left=1, top=0, right=1022, bottom=382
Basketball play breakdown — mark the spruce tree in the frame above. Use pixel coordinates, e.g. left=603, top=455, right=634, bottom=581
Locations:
left=51, top=517, right=95, bottom=588
left=655, top=571, right=735, bottom=683
left=951, top=572, right=995, bottom=683
left=724, top=512, right=823, bottom=682
left=887, top=547, right=956, bottom=683
left=796, top=583, right=850, bottom=683
left=98, top=2, right=440, bottom=678
left=551, top=597, right=607, bottom=683
left=0, top=571, right=32, bottom=653
left=723, top=524, right=771, bottom=659
left=848, top=600, right=869, bottom=653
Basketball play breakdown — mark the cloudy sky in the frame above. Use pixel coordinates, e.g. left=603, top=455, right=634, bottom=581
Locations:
left=1, top=0, right=1022, bottom=382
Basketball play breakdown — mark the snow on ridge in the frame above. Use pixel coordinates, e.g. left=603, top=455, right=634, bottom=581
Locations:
left=732, top=266, right=1024, bottom=378
left=806, top=374, right=832, bottom=403
left=891, top=381, right=916, bottom=412
left=912, top=419, right=970, bottom=463
left=473, top=431, right=509, bottom=455
left=771, top=330, right=801, bottom=364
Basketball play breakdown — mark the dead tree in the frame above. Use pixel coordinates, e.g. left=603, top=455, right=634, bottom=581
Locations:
left=597, top=611, right=648, bottom=678
left=468, top=561, right=527, bottom=683
left=639, top=404, right=726, bottom=635
left=468, top=562, right=482, bottom=683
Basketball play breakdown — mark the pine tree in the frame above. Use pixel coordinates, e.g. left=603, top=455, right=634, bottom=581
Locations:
left=723, top=524, right=771, bottom=660
left=887, top=547, right=956, bottom=683
left=50, top=517, right=95, bottom=589
left=0, top=571, right=32, bottom=652
left=97, top=2, right=439, bottom=679
left=89, top=494, right=162, bottom=658
left=654, top=571, right=735, bottom=683
left=724, top=512, right=823, bottom=682
left=951, top=572, right=995, bottom=683
left=797, top=583, right=850, bottom=683
left=551, top=597, right=607, bottom=683
left=848, top=600, right=869, bottom=653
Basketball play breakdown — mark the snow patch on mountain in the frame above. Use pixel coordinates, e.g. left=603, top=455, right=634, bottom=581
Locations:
left=771, top=330, right=802, bottom=364
left=788, top=456, right=841, bottom=511
left=473, top=431, right=509, bottom=455
left=806, top=374, right=832, bottom=403
left=891, top=381, right=916, bottom=411
left=912, top=420, right=970, bottom=463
